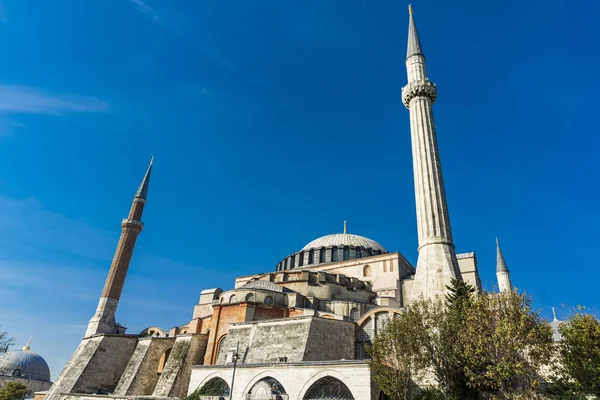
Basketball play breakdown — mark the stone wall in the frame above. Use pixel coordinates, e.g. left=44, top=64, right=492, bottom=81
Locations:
left=152, top=334, right=208, bottom=398
left=189, top=360, right=373, bottom=399
left=45, top=335, right=138, bottom=400
left=113, top=337, right=176, bottom=396
left=217, top=316, right=355, bottom=365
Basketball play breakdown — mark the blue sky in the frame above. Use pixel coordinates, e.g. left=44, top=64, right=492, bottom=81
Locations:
left=0, top=0, right=598, bottom=380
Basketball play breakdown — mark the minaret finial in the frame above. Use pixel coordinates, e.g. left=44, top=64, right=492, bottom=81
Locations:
left=408, top=4, right=413, bottom=15
left=343, top=220, right=347, bottom=234
left=22, top=337, right=31, bottom=351
left=552, top=306, right=558, bottom=320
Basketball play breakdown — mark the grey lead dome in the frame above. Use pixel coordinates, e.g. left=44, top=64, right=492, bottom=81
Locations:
left=0, top=349, right=51, bottom=382
left=301, top=233, right=387, bottom=253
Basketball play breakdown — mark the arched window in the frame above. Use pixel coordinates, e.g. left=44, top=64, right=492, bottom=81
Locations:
left=303, top=376, right=354, bottom=399
left=390, top=262, right=394, bottom=272
left=229, top=294, right=238, bottom=303
left=343, top=247, right=349, bottom=261
left=356, top=248, right=362, bottom=258
left=157, top=348, right=172, bottom=373
left=349, top=307, right=360, bottom=321
left=264, top=296, right=274, bottom=306
left=247, top=377, right=287, bottom=398
left=308, top=249, right=314, bottom=264
left=216, top=334, right=227, bottom=362
left=196, top=377, right=230, bottom=397
left=319, top=249, right=326, bottom=263
left=290, top=256, right=295, bottom=268
left=332, top=247, right=339, bottom=262
left=245, top=293, right=255, bottom=302
left=298, top=252, right=304, bottom=266
left=363, top=265, right=371, bottom=277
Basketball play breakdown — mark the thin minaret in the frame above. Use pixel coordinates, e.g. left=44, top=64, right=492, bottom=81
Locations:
left=402, top=5, right=462, bottom=302
left=496, top=238, right=512, bottom=292
left=85, top=157, right=154, bottom=337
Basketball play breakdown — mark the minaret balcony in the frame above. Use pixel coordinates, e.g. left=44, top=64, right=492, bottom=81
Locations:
left=121, top=218, right=144, bottom=229
left=402, top=80, right=437, bottom=107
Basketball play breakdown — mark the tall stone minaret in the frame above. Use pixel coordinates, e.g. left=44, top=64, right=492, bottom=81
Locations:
left=402, top=6, right=462, bottom=302
left=85, top=157, right=154, bottom=337
left=496, top=238, right=512, bottom=293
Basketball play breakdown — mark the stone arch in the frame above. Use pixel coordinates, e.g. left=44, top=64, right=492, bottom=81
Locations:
left=215, top=334, right=227, bottom=362
left=349, top=307, right=360, bottom=321
left=363, top=264, right=371, bottom=277
left=157, top=347, right=172, bottom=373
left=242, top=371, right=284, bottom=398
left=229, top=294, right=238, bottom=303
left=191, top=371, right=230, bottom=395
left=299, top=370, right=354, bottom=400
left=355, top=308, right=403, bottom=360
left=245, top=292, right=255, bottom=302
left=195, top=376, right=230, bottom=397
left=243, top=373, right=287, bottom=398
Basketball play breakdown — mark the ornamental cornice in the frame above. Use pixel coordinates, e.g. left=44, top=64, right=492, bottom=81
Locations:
left=402, top=80, right=437, bottom=107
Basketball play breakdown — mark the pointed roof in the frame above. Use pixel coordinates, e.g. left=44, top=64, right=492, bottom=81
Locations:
left=407, top=5, right=424, bottom=59
left=496, top=238, right=509, bottom=273
left=135, top=156, right=154, bottom=200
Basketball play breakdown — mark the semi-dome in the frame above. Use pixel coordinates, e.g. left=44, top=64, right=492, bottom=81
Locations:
left=276, top=227, right=388, bottom=272
left=0, top=340, right=51, bottom=382
left=302, top=233, right=387, bottom=253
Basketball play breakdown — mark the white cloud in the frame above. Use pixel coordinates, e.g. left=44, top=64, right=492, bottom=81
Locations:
left=0, top=85, right=110, bottom=116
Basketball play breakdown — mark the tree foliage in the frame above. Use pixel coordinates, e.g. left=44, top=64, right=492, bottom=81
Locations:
left=556, top=313, right=600, bottom=396
left=461, top=290, right=554, bottom=397
left=369, top=279, right=478, bottom=400
left=368, top=287, right=558, bottom=399
left=0, top=382, right=27, bottom=400
left=185, top=378, right=230, bottom=400
left=0, top=325, right=13, bottom=353
left=368, top=311, right=423, bottom=400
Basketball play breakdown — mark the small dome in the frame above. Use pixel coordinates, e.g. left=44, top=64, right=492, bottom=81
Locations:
left=0, top=347, right=51, bottom=382
left=302, top=234, right=387, bottom=253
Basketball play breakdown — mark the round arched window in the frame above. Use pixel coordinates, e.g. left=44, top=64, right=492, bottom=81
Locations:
left=264, top=296, right=274, bottom=306
left=229, top=294, right=238, bottom=303
left=245, top=293, right=255, bottom=302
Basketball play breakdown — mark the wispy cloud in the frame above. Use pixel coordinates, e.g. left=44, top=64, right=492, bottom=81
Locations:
left=126, top=0, right=269, bottom=88
left=0, top=84, right=110, bottom=116
left=0, top=196, right=117, bottom=260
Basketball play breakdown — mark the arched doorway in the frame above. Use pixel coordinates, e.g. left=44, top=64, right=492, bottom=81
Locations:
left=247, top=377, right=287, bottom=399
left=196, top=377, right=230, bottom=397
left=303, top=376, right=354, bottom=400
left=157, top=348, right=172, bottom=373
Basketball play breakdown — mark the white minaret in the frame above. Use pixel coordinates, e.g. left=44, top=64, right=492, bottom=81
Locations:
left=496, top=238, right=512, bottom=292
left=402, top=6, right=462, bottom=302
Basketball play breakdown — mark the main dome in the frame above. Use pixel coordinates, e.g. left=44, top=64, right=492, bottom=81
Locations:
left=276, top=232, right=388, bottom=271
left=302, top=234, right=387, bottom=253
left=0, top=348, right=51, bottom=382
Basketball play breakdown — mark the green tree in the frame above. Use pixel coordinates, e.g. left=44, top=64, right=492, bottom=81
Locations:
left=0, top=382, right=27, bottom=400
left=368, top=311, right=424, bottom=400
left=0, top=325, right=13, bottom=353
left=556, top=313, right=600, bottom=396
left=461, top=290, right=554, bottom=397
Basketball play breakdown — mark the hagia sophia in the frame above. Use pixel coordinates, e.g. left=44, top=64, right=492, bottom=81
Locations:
left=0, top=6, right=553, bottom=400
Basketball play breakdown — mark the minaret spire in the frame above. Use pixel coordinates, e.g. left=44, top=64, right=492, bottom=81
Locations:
left=406, top=5, right=424, bottom=59
left=85, top=157, right=154, bottom=337
left=402, top=7, right=462, bottom=302
left=496, top=238, right=512, bottom=292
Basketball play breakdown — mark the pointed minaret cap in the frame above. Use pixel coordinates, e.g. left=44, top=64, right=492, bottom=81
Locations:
left=407, top=4, right=424, bottom=59
left=496, top=238, right=509, bottom=273
left=22, top=337, right=31, bottom=351
left=135, top=155, right=154, bottom=200
left=551, top=306, right=558, bottom=321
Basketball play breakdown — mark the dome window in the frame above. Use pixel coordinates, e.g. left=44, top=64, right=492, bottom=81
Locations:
left=332, top=247, right=339, bottom=262
left=319, top=249, right=326, bottom=263
left=264, top=296, right=274, bottom=306
left=308, top=249, right=314, bottom=264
